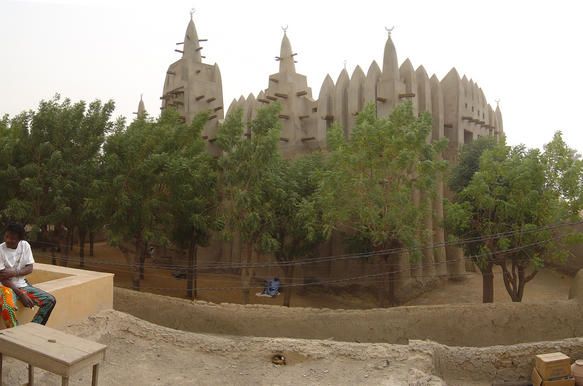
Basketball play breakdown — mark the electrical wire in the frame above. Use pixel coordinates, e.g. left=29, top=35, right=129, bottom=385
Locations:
left=34, top=238, right=553, bottom=293
left=29, top=220, right=581, bottom=271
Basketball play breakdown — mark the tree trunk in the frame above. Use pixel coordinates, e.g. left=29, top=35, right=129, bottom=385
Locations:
left=78, top=229, right=87, bottom=268
left=89, top=231, right=95, bottom=257
left=132, top=237, right=142, bottom=291
left=51, top=240, right=57, bottom=266
left=377, top=256, right=390, bottom=307
left=187, top=235, right=198, bottom=300
left=482, top=262, right=494, bottom=303
left=139, top=241, right=147, bottom=280
left=500, top=259, right=538, bottom=302
left=62, top=229, right=71, bottom=267
left=283, top=264, right=295, bottom=307
left=241, top=242, right=253, bottom=304
left=388, top=252, right=401, bottom=306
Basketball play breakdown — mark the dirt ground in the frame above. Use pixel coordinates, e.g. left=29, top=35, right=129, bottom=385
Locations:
left=32, top=242, right=573, bottom=309
left=1, top=310, right=441, bottom=386
left=4, top=309, right=582, bottom=386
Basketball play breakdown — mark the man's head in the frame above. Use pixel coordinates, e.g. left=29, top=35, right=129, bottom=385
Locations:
left=4, top=223, right=25, bottom=249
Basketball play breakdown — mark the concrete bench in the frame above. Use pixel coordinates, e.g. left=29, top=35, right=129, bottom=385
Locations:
left=0, top=323, right=106, bottom=385
left=2, top=263, right=114, bottom=331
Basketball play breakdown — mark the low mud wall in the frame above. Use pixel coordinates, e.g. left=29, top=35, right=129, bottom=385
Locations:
left=425, top=338, right=583, bottom=384
left=114, top=287, right=583, bottom=347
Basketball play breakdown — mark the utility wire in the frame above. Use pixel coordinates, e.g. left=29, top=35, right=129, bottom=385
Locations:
left=31, top=220, right=580, bottom=271
left=40, top=239, right=553, bottom=293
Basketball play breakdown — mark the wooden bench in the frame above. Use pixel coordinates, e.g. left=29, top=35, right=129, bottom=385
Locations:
left=0, top=323, right=106, bottom=385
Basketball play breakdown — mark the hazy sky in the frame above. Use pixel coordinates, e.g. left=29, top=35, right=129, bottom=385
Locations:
left=1, top=0, right=582, bottom=153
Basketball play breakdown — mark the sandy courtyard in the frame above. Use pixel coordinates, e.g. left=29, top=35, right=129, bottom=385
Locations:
left=0, top=310, right=443, bottom=386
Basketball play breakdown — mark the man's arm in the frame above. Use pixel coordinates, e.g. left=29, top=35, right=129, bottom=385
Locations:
left=0, top=279, right=34, bottom=308
left=0, top=268, right=16, bottom=280
left=0, top=264, right=33, bottom=280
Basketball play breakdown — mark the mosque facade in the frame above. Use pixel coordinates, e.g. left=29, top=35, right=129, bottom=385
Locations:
left=147, top=16, right=504, bottom=295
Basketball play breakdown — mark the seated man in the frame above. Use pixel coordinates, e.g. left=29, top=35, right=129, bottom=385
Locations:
left=266, top=277, right=280, bottom=297
left=256, top=277, right=281, bottom=297
left=0, top=223, right=56, bottom=328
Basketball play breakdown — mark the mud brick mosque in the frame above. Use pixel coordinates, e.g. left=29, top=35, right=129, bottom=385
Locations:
left=137, top=15, right=505, bottom=292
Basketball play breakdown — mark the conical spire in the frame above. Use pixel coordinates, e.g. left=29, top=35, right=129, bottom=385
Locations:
left=183, top=14, right=202, bottom=63
left=382, top=33, right=399, bottom=81
left=137, top=94, right=146, bottom=118
left=278, top=31, right=296, bottom=74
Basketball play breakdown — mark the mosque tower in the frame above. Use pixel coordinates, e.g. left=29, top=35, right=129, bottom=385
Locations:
left=227, top=29, right=320, bottom=157
left=134, top=94, right=146, bottom=119
left=161, top=12, right=224, bottom=145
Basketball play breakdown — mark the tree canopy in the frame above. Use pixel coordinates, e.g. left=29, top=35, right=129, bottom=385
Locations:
left=447, top=133, right=583, bottom=302
left=317, top=102, right=447, bottom=305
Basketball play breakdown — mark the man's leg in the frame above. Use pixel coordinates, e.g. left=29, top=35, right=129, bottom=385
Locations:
left=21, top=286, right=56, bottom=325
left=0, top=286, right=18, bottom=328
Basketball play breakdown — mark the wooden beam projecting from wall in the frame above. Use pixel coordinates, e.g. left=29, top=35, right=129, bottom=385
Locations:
left=167, top=71, right=176, bottom=75
left=299, top=115, right=309, bottom=119
left=195, top=95, right=205, bottom=101
left=208, top=115, right=217, bottom=121
left=399, top=93, right=416, bottom=99
left=301, top=137, right=316, bottom=142
left=274, top=93, right=288, bottom=99
left=279, top=137, right=289, bottom=142
left=175, top=49, right=184, bottom=54
left=296, top=90, right=308, bottom=97
left=266, top=95, right=277, bottom=101
left=214, top=106, right=223, bottom=112
left=258, top=98, right=270, bottom=104
left=376, top=96, right=387, bottom=103
left=206, top=97, right=216, bottom=103
left=279, top=114, right=290, bottom=119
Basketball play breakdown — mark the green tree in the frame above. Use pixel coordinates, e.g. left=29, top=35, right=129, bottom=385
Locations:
left=318, top=102, right=447, bottom=306
left=446, top=134, right=583, bottom=302
left=273, top=153, right=327, bottom=306
left=162, top=112, right=217, bottom=299
left=98, top=111, right=174, bottom=289
left=449, top=136, right=497, bottom=194
left=447, top=136, right=498, bottom=302
left=216, top=104, right=284, bottom=304
left=0, top=96, right=115, bottom=266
